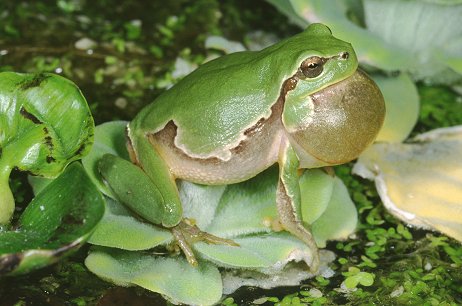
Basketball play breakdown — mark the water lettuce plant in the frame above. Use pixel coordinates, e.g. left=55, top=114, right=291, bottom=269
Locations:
left=0, top=72, right=104, bottom=275
left=82, top=121, right=358, bottom=305
left=0, top=163, right=104, bottom=276
left=0, top=72, right=94, bottom=224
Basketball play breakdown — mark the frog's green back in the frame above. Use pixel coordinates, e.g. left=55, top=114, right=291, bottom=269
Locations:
left=130, top=24, right=355, bottom=160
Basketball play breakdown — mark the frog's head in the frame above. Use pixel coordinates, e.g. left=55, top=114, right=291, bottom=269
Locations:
left=281, top=24, right=385, bottom=167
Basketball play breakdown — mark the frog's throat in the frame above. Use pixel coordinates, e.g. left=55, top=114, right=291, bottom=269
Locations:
left=285, top=69, right=386, bottom=165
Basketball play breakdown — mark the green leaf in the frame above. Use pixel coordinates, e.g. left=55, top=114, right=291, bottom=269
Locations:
left=436, top=37, right=462, bottom=74
left=27, top=175, right=53, bottom=195
left=0, top=72, right=94, bottom=223
left=203, top=166, right=279, bottom=237
left=85, top=248, right=222, bottom=306
left=271, top=0, right=415, bottom=71
left=373, top=73, right=420, bottom=142
left=343, top=269, right=375, bottom=289
left=178, top=180, right=226, bottom=230
left=299, top=169, right=335, bottom=224
left=363, top=0, right=462, bottom=83
left=311, top=176, right=358, bottom=248
left=195, top=232, right=314, bottom=270
left=0, top=163, right=104, bottom=275
left=81, top=121, right=129, bottom=197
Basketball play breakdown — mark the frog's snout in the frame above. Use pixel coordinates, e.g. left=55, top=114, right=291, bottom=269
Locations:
left=291, top=69, right=386, bottom=165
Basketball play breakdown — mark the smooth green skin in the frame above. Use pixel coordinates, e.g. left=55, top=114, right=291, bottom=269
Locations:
left=119, top=23, right=357, bottom=229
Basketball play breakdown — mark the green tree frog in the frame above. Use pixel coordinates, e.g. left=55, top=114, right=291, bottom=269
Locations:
left=99, top=23, right=385, bottom=271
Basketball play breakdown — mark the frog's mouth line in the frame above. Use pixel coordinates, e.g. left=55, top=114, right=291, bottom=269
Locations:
left=292, top=69, right=386, bottom=165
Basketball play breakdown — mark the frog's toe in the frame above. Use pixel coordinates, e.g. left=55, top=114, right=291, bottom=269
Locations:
left=171, top=219, right=239, bottom=266
left=278, top=219, right=320, bottom=272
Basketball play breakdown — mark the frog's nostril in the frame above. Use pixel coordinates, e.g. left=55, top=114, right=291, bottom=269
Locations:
left=340, top=52, right=349, bottom=60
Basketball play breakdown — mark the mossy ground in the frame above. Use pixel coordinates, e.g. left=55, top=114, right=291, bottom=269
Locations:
left=1, top=1, right=461, bottom=305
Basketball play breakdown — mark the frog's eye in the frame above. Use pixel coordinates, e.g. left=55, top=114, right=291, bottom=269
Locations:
left=300, top=56, right=325, bottom=78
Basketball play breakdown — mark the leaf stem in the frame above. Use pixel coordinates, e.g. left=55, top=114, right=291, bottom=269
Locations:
left=0, top=166, right=14, bottom=224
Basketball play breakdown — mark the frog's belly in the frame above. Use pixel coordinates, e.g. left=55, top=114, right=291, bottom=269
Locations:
left=151, top=119, right=283, bottom=185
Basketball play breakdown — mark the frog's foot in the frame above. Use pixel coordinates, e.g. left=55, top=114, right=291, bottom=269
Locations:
left=281, top=220, right=320, bottom=273
left=171, top=218, right=239, bottom=266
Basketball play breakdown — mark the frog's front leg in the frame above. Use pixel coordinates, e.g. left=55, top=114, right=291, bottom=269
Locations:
left=277, top=139, right=320, bottom=272
left=99, top=132, right=236, bottom=266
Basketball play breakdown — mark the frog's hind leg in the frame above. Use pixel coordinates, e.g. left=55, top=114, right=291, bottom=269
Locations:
left=277, top=139, right=320, bottom=272
left=121, top=129, right=239, bottom=265
left=126, top=129, right=184, bottom=228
